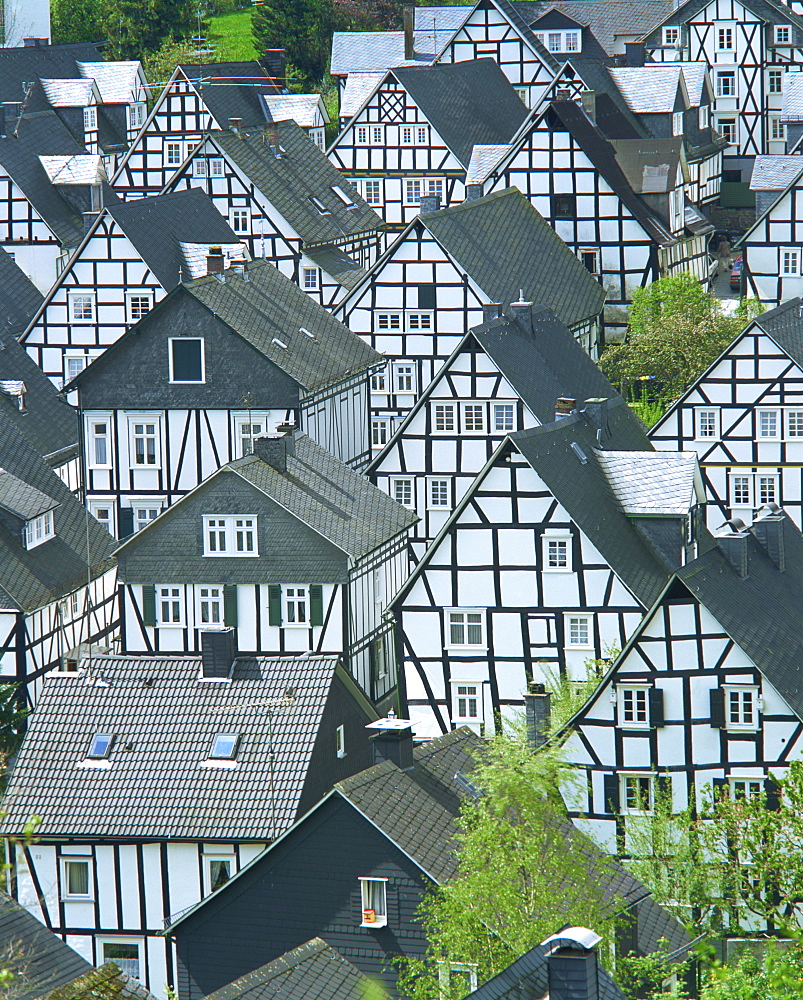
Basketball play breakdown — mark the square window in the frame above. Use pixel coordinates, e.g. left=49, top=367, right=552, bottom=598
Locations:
left=392, top=478, right=413, bottom=508
left=551, top=193, right=576, bottom=219
left=725, top=687, right=758, bottom=729
left=87, top=733, right=114, bottom=759
left=65, top=355, right=87, bottom=383
left=452, top=682, right=480, bottom=721
left=360, top=878, right=387, bottom=927
left=231, top=208, right=250, bottom=232
left=543, top=534, right=571, bottom=571
left=89, top=502, right=113, bottom=531
left=302, top=267, right=319, bottom=290
left=158, top=586, right=183, bottom=626
left=234, top=413, right=269, bottom=457
left=209, top=733, right=240, bottom=759
left=134, top=506, right=160, bottom=531
left=663, top=26, right=679, bottom=45
left=198, top=586, right=224, bottom=625
left=169, top=338, right=204, bottom=383
left=695, top=408, right=719, bottom=439
left=622, top=774, right=654, bottom=814
left=618, top=687, right=650, bottom=729
left=166, top=141, right=183, bottom=165
left=371, top=418, right=389, bottom=448
left=126, top=294, right=152, bottom=323
left=566, top=614, right=592, bottom=648
left=788, top=410, right=803, bottom=437
left=493, top=403, right=515, bottom=433
left=427, top=478, right=450, bottom=508
left=62, top=859, right=91, bottom=899
left=462, top=403, right=485, bottom=433
left=781, top=247, right=800, bottom=275
left=447, top=609, right=485, bottom=649
left=100, top=941, right=141, bottom=979
left=758, top=409, right=779, bottom=438
left=193, top=158, right=208, bottom=178
left=432, top=402, right=455, bottom=433
left=284, top=586, right=308, bottom=625
left=69, top=293, right=95, bottom=323
left=406, top=311, right=432, bottom=330
left=775, top=25, right=791, bottom=44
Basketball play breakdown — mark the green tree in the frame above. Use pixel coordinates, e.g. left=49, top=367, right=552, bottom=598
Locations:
left=699, top=944, right=803, bottom=1000
left=599, top=274, right=763, bottom=405
left=104, top=0, right=195, bottom=59
left=395, top=734, right=623, bottom=1000
left=51, top=0, right=109, bottom=44
left=252, top=0, right=332, bottom=84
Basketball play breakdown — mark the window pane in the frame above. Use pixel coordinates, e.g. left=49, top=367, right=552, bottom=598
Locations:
left=172, top=339, right=202, bottom=381
left=209, top=859, right=231, bottom=891
left=67, top=861, right=89, bottom=895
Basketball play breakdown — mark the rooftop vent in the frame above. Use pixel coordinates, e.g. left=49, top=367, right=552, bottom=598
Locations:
left=366, top=710, right=414, bottom=770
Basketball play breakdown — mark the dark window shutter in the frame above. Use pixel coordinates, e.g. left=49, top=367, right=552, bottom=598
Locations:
left=142, top=585, right=156, bottom=627
left=118, top=506, right=134, bottom=539
left=268, top=585, right=282, bottom=626
left=712, top=777, right=728, bottom=802
left=602, top=773, right=619, bottom=814
left=649, top=687, right=664, bottom=728
left=309, top=585, right=323, bottom=626
left=171, top=339, right=202, bottom=381
left=710, top=687, right=725, bottom=728
left=765, top=777, right=781, bottom=812
left=417, top=283, right=436, bottom=310
left=224, top=585, right=238, bottom=626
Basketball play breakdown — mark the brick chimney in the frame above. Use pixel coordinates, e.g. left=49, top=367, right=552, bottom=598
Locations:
left=206, top=247, right=225, bottom=275
left=367, top=712, right=414, bottom=770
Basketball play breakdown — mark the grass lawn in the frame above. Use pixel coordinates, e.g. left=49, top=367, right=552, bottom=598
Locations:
left=207, top=9, right=259, bottom=62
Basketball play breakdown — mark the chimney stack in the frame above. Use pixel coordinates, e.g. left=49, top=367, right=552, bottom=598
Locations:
left=555, top=397, right=577, bottom=420
left=624, top=41, right=646, bottom=66
left=418, top=193, right=441, bottom=215
left=253, top=430, right=296, bottom=473
left=751, top=505, right=785, bottom=571
left=465, top=183, right=483, bottom=201
left=717, top=523, right=750, bottom=578
left=367, top=713, right=414, bottom=770
left=510, top=293, right=534, bottom=334
left=206, top=247, right=225, bottom=275
left=403, top=5, right=415, bottom=59
left=582, top=398, right=610, bottom=441
left=543, top=928, right=603, bottom=1000
left=523, top=682, right=551, bottom=748
left=482, top=302, right=503, bottom=324
left=261, top=49, right=286, bottom=88
left=200, top=628, right=237, bottom=679
left=580, top=90, right=596, bottom=123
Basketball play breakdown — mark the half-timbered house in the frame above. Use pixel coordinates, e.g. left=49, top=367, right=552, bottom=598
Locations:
left=19, top=187, right=246, bottom=385
left=560, top=509, right=803, bottom=883
left=336, top=187, right=605, bottom=435
left=641, top=0, right=803, bottom=178
left=327, top=59, right=530, bottom=228
left=740, top=161, right=803, bottom=305
left=368, top=303, right=621, bottom=554
left=163, top=722, right=687, bottom=1000
left=390, top=398, right=705, bottom=738
left=111, top=62, right=280, bottom=198
left=114, top=431, right=415, bottom=710
left=748, top=154, right=802, bottom=216
left=470, top=99, right=712, bottom=339
left=164, top=121, right=383, bottom=297
left=262, top=94, right=329, bottom=149
left=0, top=650, right=377, bottom=997
left=0, top=400, right=117, bottom=705
left=69, top=258, right=382, bottom=536
left=650, top=298, right=803, bottom=531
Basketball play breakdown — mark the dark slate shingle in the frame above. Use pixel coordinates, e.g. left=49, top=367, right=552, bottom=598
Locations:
left=177, top=62, right=279, bottom=126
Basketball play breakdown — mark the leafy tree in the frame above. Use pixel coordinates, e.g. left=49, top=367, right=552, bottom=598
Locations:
left=51, top=0, right=109, bottom=44
left=395, top=734, right=623, bottom=1000
left=599, top=274, right=763, bottom=404
left=699, top=944, right=803, bottom=1000
left=252, top=0, right=333, bottom=84
left=104, top=0, right=195, bottom=59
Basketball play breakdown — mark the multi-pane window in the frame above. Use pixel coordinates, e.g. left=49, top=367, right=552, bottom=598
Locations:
left=427, top=478, right=450, bottom=508
left=158, top=586, right=182, bottom=625
left=376, top=312, right=401, bottom=331
left=493, top=403, right=515, bottom=432
left=193, top=158, right=208, bottom=177
left=166, top=141, right=183, bottom=165
left=769, top=70, right=783, bottom=94
left=717, top=26, right=733, bottom=49
left=663, top=26, right=679, bottom=45
left=406, top=311, right=432, bottom=330
left=371, top=126, right=384, bottom=144
left=730, top=778, right=762, bottom=799
left=62, top=859, right=91, bottom=898
left=83, top=107, right=97, bottom=129
left=731, top=474, right=751, bottom=507
left=771, top=118, right=786, bottom=141
left=130, top=421, right=158, bottom=465
left=89, top=419, right=111, bottom=467
left=356, top=126, right=368, bottom=144
left=284, top=586, right=308, bottom=625
left=788, top=410, right=803, bottom=437
left=781, top=247, right=800, bottom=275
left=453, top=682, right=479, bottom=720
left=717, top=118, right=736, bottom=144
left=433, top=403, right=455, bottom=432
left=622, top=775, right=653, bottom=813
left=392, top=478, right=413, bottom=507
left=69, top=293, right=95, bottom=322
left=716, top=71, right=736, bottom=97
left=65, top=355, right=87, bottom=383
left=425, top=178, right=443, bottom=199
left=566, top=615, right=591, bottom=647
left=417, top=126, right=428, bottom=143
left=394, top=364, right=414, bottom=392
left=126, top=294, right=152, bottom=323
left=544, top=535, right=570, bottom=570
left=405, top=179, right=422, bottom=204
left=203, top=515, right=258, bottom=555
left=230, top=208, right=250, bottom=233
left=128, top=103, right=145, bottom=129
left=726, top=687, right=758, bottom=729
left=363, top=179, right=381, bottom=205
left=775, top=24, right=791, bottom=44
left=758, top=475, right=777, bottom=505
left=695, top=408, right=719, bottom=439
left=729, top=469, right=779, bottom=509
left=302, top=267, right=319, bottom=289
left=371, top=418, right=389, bottom=448
left=401, top=126, right=414, bottom=144
left=210, top=158, right=224, bottom=176
left=134, top=506, right=160, bottom=532
left=672, top=111, right=683, bottom=136
left=462, top=403, right=485, bottom=433
left=370, top=367, right=387, bottom=391
left=699, top=105, right=709, bottom=129
left=237, top=419, right=264, bottom=457
left=447, top=609, right=485, bottom=647
left=198, top=586, right=224, bottom=625
left=25, top=510, right=54, bottom=549
left=758, top=409, right=779, bottom=438
left=619, top=687, right=649, bottom=728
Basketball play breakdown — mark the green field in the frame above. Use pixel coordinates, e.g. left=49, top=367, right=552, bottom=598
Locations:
left=207, top=9, right=259, bottom=62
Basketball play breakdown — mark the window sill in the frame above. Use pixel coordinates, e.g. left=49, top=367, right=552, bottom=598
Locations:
left=445, top=646, right=487, bottom=654
left=200, top=759, right=240, bottom=769
left=61, top=895, right=94, bottom=902
left=360, top=918, right=388, bottom=928
left=618, top=724, right=651, bottom=732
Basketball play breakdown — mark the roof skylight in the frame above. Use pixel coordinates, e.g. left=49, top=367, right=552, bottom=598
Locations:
left=209, top=733, right=240, bottom=760
left=87, top=733, right=114, bottom=759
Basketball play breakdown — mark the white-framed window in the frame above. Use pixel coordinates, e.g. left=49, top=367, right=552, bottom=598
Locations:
left=356, top=125, right=368, bottom=144
left=363, top=179, right=381, bottom=205
left=157, top=586, right=183, bottom=626
left=535, top=30, right=580, bottom=52
left=417, top=125, right=429, bottom=144
left=64, top=354, right=87, bottom=384
left=757, top=408, right=780, bottom=439
left=729, top=470, right=779, bottom=508
left=717, top=118, right=736, bottom=144
left=452, top=681, right=481, bottom=722
left=360, top=877, right=387, bottom=927
left=83, top=107, right=97, bottom=129
left=393, top=363, right=415, bottom=393
left=769, top=69, right=784, bottom=94
left=233, top=412, right=270, bottom=458
left=197, top=585, right=224, bottom=626
left=193, top=158, right=208, bottom=177
left=581, top=247, right=599, bottom=274
left=204, top=854, right=233, bottom=894
left=432, top=402, right=456, bottom=433
left=695, top=407, right=720, bottom=439
left=781, top=246, right=801, bottom=275
left=725, top=686, right=759, bottom=730
left=371, top=125, right=384, bottom=144
left=391, top=478, right=413, bottom=508
left=543, top=532, right=571, bottom=571
left=371, top=418, right=389, bottom=448
left=126, top=292, right=152, bottom=323
left=730, top=777, right=763, bottom=799
left=169, top=338, right=205, bottom=383
left=404, top=179, right=422, bottom=205
left=617, top=686, right=650, bottom=730
left=98, top=939, right=143, bottom=980
left=425, top=177, right=443, bottom=200
left=492, top=403, right=515, bottom=433
left=406, top=311, right=432, bottom=330
left=446, top=609, right=486, bottom=649
left=370, top=366, right=387, bottom=392
left=69, top=292, right=95, bottom=323
left=441, top=966, right=479, bottom=996
left=427, top=477, right=451, bottom=509
left=698, top=105, right=710, bottom=129
left=673, top=111, right=684, bottom=136
left=166, top=141, right=183, bottom=165
left=759, top=471, right=779, bottom=504
left=771, top=117, right=786, bottom=141
left=401, top=125, right=414, bottom=145
left=302, top=267, right=319, bottom=290
left=717, top=26, right=734, bottom=49
left=128, top=417, right=160, bottom=467
left=283, top=586, right=308, bottom=625
left=210, top=157, right=224, bottom=177
left=336, top=724, right=346, bottom=758
left=134, top=504, right=161, bottom=532
left=230, top=207, right=250, bottom=233
left=88, top=501, right=114, bottom=533
left=61, top=858, right=92, bottom=900
left=731, top=472, right=752, bottom=507
left=565, top=614, right=592, bottom=649
left=775, top=24, right=791, bottom=44
left=87, top=416, right=112, bottom=468
left=787, top=409, right=803, bottom=437
left=25, top=509, right=54, bottom=549
left=663, top=25, right=680, bottom=45
left=203, top=515, right=257, bottom=556
left=128, top=103, right=146, bottom=130
left=716, top=71, right=736, bottom=97
left=375, top=312, right=402, bottom=332
left=461, top=402, right=485, bottom=433
left=621, top=774, right=654, bottom=814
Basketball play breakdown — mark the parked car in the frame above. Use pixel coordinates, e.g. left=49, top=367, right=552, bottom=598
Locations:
left=730, top=258, right=743, bottom=290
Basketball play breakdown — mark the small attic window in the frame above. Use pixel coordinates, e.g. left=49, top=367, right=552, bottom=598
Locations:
left=331, top=185, right=355, bottom=208
left=299, top=327, right=316, bottom=340
left=87, top=733, right=114, bottom=759
left=209, top=733, right=240, bottom=760
left=309, top=196, right=330, bottom=215
left=25, top=509, right=54, bottom=549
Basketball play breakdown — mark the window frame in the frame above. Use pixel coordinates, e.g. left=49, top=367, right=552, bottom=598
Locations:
left=371, top=417, right=389, bottom=449
left=698, top=105, right=710, bottom=129
left=431, top=401, right=456, bottom=434
left=461, top=401, right=486, bottom=435
left=233, top=411, right=271, bottom=458
left=662, top=26, right=680, bottom=45
left=769, top=69, right=784, bottom=94
left=283, top=585, right=309, bottom=627
left=203, top=853, right=234, bottom=894
left=492, top=402, right=516, bottom=434
left=771, top=117, right=786, bottom=141
left=621, top=774, right=655, bottom=815
left=775, top=24, right=792, bottom=44
left=617, top=685, right=651, bottom=730
left=68, top=291, right=95, bottom=324
left=451, top=679, right=482, bottom=722
left=717, top=25, right=734, bottom=50
left=127, top=414, right=161, bottom=468
left=165, top=140, right=184, bottom=165
left=87, top=733, right=114, bottom=759
left=25, top=509, right=54, bottom=549
left=445, top=608, right=486, bottom=651
left=88, top=500, right=114, bottom=533
left=390, top=477, right=414, bottom=509
left=694, top=407, right=720, bottom=440
left=157, top=585, right=184, bottom=627
left=302, top=266, right=319, bottom=290
left=757, top=408, right=781, bottom=440
left=363, top=178, right=382, bottom=205
left=133, top=503, right=161, bottom=533
left=781, top=246, right=801, bottom=276
left=209, top=733, right=240, bottom=760
left=230, top=206, right=251, bottom=233
left=565, top=613, right=593, bottom=650
left=168, top=337, right=205, bottom=384
left=375, top=312, right=402, bottom=333
left=724, top=685, right=760, bottom=731
left=359, top=877, right=388, bottom=927
left=729, top=777, right=763, bottom=800
left=542, top=531, right=572, bottom=572
left=336, top=724, right=346, bottom=758
left=392, top=362, right=415, bottom=394
left=128, top=102, right=146, bottom=130
left=717, top=118, right=736, bottom=144
left=404, top=178, right=422, bottom=205
left=197, top=585, right=225, bottom=627
left=787, top=408, right=803, bottom=438
left=716, top=71, right=736, bottom=97
left=61, top=858, right=93, bottom=900
left=97, top=938, right=143, bottom=981
left=83, top=106, right=97, bottom=130
left=202, top=515, right=258, bottom=557
left=427, top=477, right=451, bottom=510
left=126, top=291, right=153, bottom=324
left=672, top=111, right=684, bottom=136
left=86, top=413, right=113, bottom=469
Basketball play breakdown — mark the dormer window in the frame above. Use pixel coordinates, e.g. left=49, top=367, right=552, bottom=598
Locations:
left=203, top=515, right=258, bottom=556
left=87, top=733, right=114, bottom=759
left=25, top=509, right=54, bottom=549
left=663, top=26, right=680, bottom=46
left=534, top=29, right=581, bottom=53
left=128, top=103, right=145, bottom=130
left=209, top=733, right=240, bottom=760
left=83, top=107, right=97, bottom=130
left=775, top=24, right=791, bottom=45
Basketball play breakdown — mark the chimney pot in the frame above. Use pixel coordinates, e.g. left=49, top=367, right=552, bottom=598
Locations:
left=555, top=397, right=577, bottom=420
left=206, top=247, right=225, bottom=275
left=200, top=628, right=237, bottom=678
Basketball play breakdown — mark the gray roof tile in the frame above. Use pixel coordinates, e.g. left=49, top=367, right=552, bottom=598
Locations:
left=750, top=155, right=803, bottom=190
left=177, top=62, right=279, bottom=126
left=514, top=0, right=673, bottom=55
left=608, top=65, right=684, bottom=114
left=0, top=468, right=57, bottom=519
left=597, top=450, right=700, bottom=515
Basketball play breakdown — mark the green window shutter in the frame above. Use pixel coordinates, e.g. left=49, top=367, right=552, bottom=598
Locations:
left=142, top=585, right=156, bottom=627
left=224, top=584, right=238, bottom=626
left=268, top=584, right=282, bottom=626
left=310, top=585, right=323, bottom=627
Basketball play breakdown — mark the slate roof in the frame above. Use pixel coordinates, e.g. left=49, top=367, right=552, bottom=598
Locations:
left=183, top=259, right=381, bottom=389
left=0, top=468, right=57, bottom=519
left=639, top=0, right=803, bottom=39
left=612, top=139, right=683, bottom=195
left=0, top=246, right=44, bottom=338
left=200, top=939, right=370, bottom=1000
left=607, top=65, right=684, bottom=114
left=303, top=244, right=367, bottom=290
left=209, top=122, right=382, bottom=246
left=420, top=188, right=605, bottom=329
left=39, top=154, right=105, bottom=185
left=750, top=156, right=803, bottom=190
left=40, top=77, right=99, bottom=108
left=465, top=144, right=511, bottom=185
left=261, top=94, right=328, bottom=127
left=783, top=72, right=803, bottom=116
left=339, top=71, right=384, bottom=120
left=680, top=62, right=709, bottom=105
left=0, top=654, right=350, bottom=841
left=564, top=57, right=648, bottom=139
left=104, top=189, right=244, bottom=291
left=0, top=405, right=114, bottom=614
left=77, top=61, right=148, bottom=104
left=0, top=43, right=102, bottom=113
left=177, top=62, right=278, bottom=127
left=388, top=61, right=529, bottom=169
left=514, top=0, right=673, bottom=55
left=597, top=451, right=701, bottom=515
